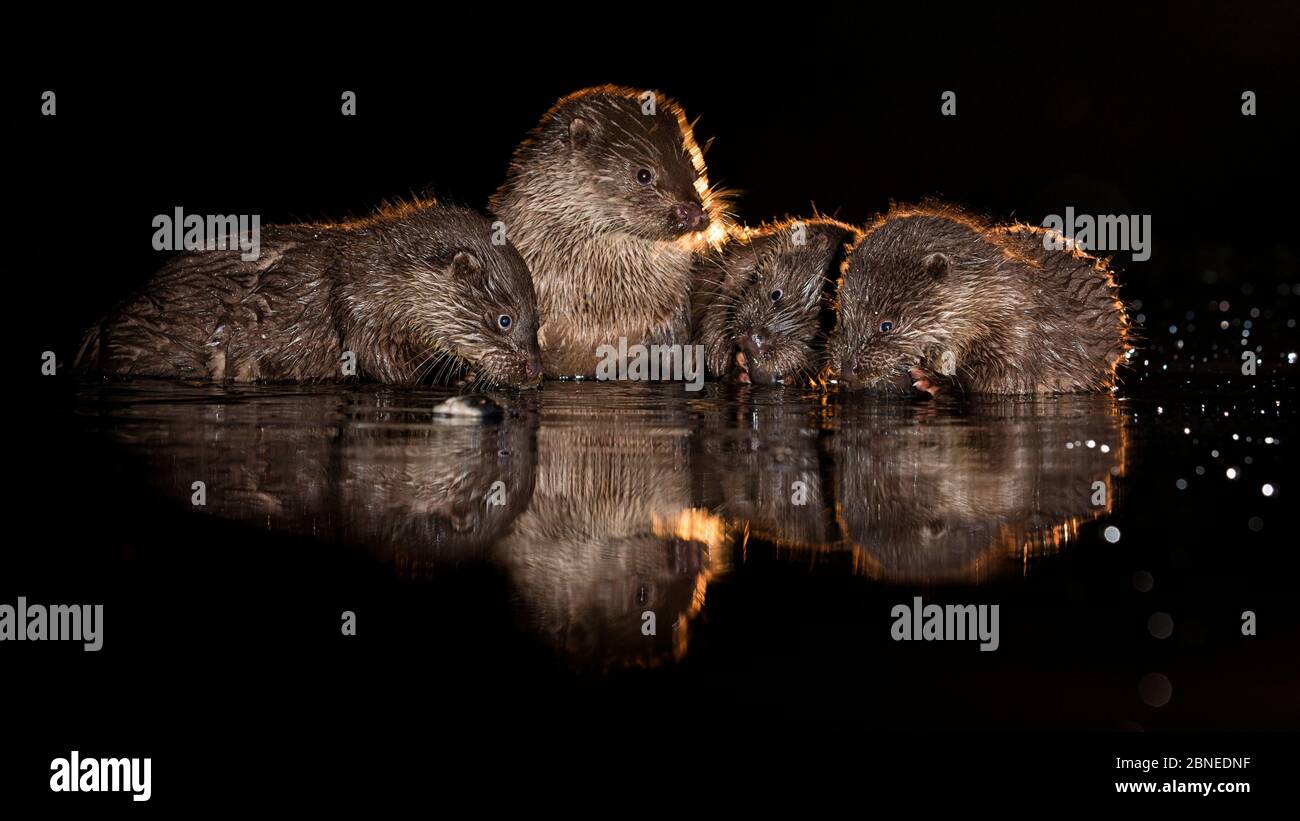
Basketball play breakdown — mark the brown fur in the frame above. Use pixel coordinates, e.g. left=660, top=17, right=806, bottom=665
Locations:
left=829, top=202, right=1131, bottom=395
left=495, top=394, right=723, bottom=668
left=695, top=217, right=859, bottom=385
left=694, top=399, right=838, bottom=547
left=77, top=201, right=543, bottom=388
left=833, top=396, right=1128, bottom=583
left=489, top=85, right=731, bottom=377
left=94, top=383, right=538, bottom=571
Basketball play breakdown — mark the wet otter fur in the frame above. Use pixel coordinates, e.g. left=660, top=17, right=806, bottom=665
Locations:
left=77, top=200, right=544, bottom=388
left=489, top=85, right=730, bottom=378
left=832, top=396, right=1127, bottom=583
left=829, top=203, right=1130, bottom=395
left=695, top=217, right=859, bottom=385
left=495, top=389, right=722, bottom=668
left=96, top=383, right=538, bottom=572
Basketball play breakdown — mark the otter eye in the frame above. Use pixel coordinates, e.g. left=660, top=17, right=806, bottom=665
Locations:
left=880, top=321, right=894, bottom=332
left=498, top=314, right=512, bottom=330
left=635, top=168, right=653, bottom=185
left=770, top=288, right=783, bottom=303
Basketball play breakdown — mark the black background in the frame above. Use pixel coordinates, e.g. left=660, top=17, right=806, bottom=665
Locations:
left=15, top=4, right=1299, bottom=354
left=6, top=4, right=1300, bottom=809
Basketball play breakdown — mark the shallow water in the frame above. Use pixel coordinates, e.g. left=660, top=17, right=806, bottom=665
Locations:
left=62, top=372, right=1296, bottom=712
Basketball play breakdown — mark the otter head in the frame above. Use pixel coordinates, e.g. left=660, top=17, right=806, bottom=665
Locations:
left=398, top=207, right=544, bottom=388
left=706, top=219, right=857, bottom=385
left=511, top=85, right=720, bottom=243
left=830, top=223, right=955, bottom=392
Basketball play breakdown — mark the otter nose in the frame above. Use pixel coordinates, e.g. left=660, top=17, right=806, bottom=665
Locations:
left=737, top=329, right=766, bottom=356
left=672, top=202, right=708, bottom=232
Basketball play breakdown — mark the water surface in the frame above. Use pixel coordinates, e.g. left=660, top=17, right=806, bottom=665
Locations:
left=67, top=375, right=1292, bottom=698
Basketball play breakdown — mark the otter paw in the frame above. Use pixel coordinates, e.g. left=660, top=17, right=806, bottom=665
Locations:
left=734, top=351, right=752, bottom=384
left=910, top=367, right=942, bottom=398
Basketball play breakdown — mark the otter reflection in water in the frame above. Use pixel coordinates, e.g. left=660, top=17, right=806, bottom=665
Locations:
left=84, top=382, right=1126, bottom=667
left=86, top=382, right=725, bottom=668
left=699, top=391, right=1128, bottom=584
left=831, top=397, right=1128, bottom=583
left=694, top=389, right=839, bottom=549
left=85, top=384, right=537, bottom=573
left=495, top=389, right=727, bottom=668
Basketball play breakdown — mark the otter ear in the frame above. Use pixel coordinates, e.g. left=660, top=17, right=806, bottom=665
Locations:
left=727, top=241, right=760, bottom=269
left=724, top=241, right=764, bottom=284
left=922, top=252, right=951, bottom=279
left=803, top=226, right=832, bottom=252
left=450, top=250, right=483, bottom=281
left=569, top=117, right=592, bottom=148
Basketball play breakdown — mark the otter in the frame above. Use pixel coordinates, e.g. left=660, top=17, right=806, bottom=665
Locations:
left=77, top=200, right=544, bottom=388
left=90, top=382, right=538, bottom=573
left=695, top=217, right=859, bottom=385
left=495, top=384, right=725, bottom=668
left=831, top=395, right=1128, bottom=583
left=489, top=85, right=729, bottom=378
left=694, top=398, right=838, bottom=548
left=829, top=203, right=1130, bottom=395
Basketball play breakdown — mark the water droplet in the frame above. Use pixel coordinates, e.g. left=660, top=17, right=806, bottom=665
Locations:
left=1139, top=673, right=1172, bottom=708
left=1148, top=612, right=1174, bottom=639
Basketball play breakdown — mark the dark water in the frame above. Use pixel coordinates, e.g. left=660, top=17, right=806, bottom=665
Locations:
left=76, top=382, right=1132, bottom=647
left=39, top=364, right=1296, bottom=732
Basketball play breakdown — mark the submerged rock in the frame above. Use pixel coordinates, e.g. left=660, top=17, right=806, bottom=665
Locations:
left=433, top=394, right=504, bottom=421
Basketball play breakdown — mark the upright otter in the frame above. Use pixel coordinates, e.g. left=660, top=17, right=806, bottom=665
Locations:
left=490, top=85, right=729, bottom=377
left=77, top=200, right=544, bottom=388
left=695, top=217, right=859, bottom=385
left=495, top=384, right=725, bottom=668
left=829, top=203, right=1130, bottom=395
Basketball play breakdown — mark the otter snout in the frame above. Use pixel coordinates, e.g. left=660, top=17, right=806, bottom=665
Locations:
left=831, top=350, right=876, bottom=390
left=492, top=354, right=543, bottom=389
left=734, top=328, right=784, bottom=385
left=671, top=202, right=708, bottom=234
left=837, top=361, right=867, bottom=390
left=525, top=358, right=543, bottom=382
left=736, top=328, right=767, bottom=357
left=837, top=359, right=919, bottom=394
